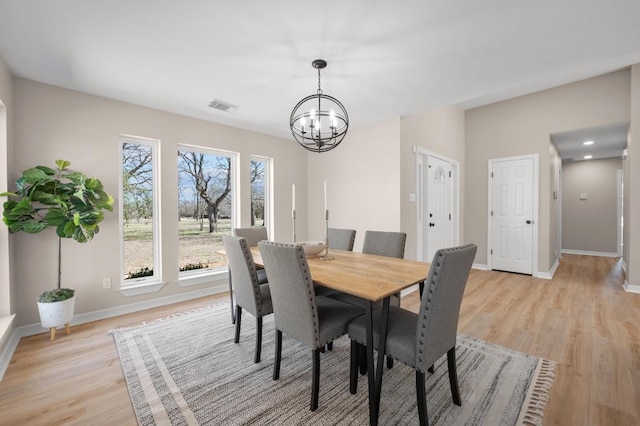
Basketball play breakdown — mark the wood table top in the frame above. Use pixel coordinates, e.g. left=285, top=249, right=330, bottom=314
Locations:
left=250, top=247, right=429, bottom=302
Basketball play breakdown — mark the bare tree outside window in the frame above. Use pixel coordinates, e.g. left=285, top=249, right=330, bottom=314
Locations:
left=122, top=141, right=157, bottom=280
left=250, top=159, right=265, bottom=226
left=177, top=149, right=233, bottom=272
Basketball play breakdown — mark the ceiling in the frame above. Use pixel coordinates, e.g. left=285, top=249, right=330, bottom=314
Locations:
left=1, top=1, right=640, bottom=142
left=551, top=122, right=629, bottom=162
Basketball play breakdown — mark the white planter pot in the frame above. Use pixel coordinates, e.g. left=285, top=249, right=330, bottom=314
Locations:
left=37, top=295, right=76, bottom=329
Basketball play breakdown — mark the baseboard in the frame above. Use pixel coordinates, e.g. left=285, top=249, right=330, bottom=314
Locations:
left=472, top=263, right=490, bottom=271
left=536, top=258, right=560, bottom=280
left=1, top=282, right=229, bottom=382
left=0, top=314, right=17, bottom=382
left=561, top=249, right=619, bottom=258
left=623, top=281, right=640, bottom=294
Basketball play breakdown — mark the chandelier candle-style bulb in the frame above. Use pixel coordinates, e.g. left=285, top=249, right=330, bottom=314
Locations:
left=290, top=59, right=349, bottom=153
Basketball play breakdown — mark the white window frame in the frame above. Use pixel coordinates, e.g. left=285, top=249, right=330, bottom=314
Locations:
left=119, top=135, right=164, bottom=295
left=177, top=144, right=238, bottom=286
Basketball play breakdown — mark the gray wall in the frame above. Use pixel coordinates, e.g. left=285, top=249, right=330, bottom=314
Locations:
left=10, top=78, right=307, bottom=326
left=465, top=69, right=631, bottom=274
left=562, top=158, right=622, bottom=254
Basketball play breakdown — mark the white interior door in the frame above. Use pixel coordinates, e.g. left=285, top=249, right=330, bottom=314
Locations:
left=421, top=154, right=454, bottom=261
left=491, top=157, right=534, bottom=274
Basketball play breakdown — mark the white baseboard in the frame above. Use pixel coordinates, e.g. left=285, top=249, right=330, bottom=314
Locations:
left=623, top=281, right=640, bottom=294
left=1, top=282, right=229, bottom=382
left=536, top=258, right=560, bottom=280
left=472, top=263, right=490, bottom=271
left=561, top=249, right=619, bottom=258
left=0, top=314, right=17, bottom=382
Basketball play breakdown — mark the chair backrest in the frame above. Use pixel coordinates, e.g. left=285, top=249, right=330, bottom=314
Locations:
left=328, top=228, right=356, bottom=251
left=258, top=241, right=320, bottom=349
left=415, top=244, right=477, bottom=370
left=233, top=227, right=268, bottom=247
left=362, top=230, right=407, bottom=258
left=222, top=235, right=265, bottom=317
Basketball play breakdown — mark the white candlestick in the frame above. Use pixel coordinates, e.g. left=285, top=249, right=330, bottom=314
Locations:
left=292, top=184, right=296, bottom=211
left=323, top=180, right=327, bottom=211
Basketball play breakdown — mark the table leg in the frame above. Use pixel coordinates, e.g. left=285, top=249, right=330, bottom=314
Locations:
left=365, top=301, right=377, bottom=426
left=375, top=298, right=390, bottom=414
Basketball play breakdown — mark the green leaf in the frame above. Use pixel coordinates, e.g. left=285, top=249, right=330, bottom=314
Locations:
left=22, top=168, right=50, bottom=184
left=73, top=212, right=80, bottom=226
left=0, top=191, right=17, bottom=197
left=45, top=208, right=69, bottom=226
left=20, top=221, right=49, bottom=234
left=55, top=159, right=71, bottom=171
left=35, top=165, right=57, bottom=176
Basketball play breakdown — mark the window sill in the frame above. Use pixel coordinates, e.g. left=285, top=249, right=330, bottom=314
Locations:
left=177, top=269, right=228, bottom=287
left=118, top=280, right=167, bottom=296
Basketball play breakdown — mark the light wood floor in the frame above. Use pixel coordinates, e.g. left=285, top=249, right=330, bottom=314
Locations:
left=0, top=254, right=638, bottom=425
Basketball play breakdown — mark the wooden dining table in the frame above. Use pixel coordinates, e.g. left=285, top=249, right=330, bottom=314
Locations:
left=250, top=247, right=429, bottom=426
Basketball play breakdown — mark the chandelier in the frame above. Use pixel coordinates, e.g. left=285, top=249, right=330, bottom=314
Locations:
left=289, top=59, right=349, bottom=153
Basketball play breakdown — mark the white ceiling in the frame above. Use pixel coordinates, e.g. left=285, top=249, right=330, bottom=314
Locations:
left=1, top=1, right=640, bottom=143
left=551, top=122, right=629, bottom=162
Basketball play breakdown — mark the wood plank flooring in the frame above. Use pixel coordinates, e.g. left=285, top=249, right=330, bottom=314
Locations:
left=0, top=254, right=638, bottom=425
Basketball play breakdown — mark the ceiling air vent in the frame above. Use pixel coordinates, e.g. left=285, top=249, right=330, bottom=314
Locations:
left=208, top=99, right=238, bottom=113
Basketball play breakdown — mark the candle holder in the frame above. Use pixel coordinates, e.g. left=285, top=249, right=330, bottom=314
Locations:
left=320, top=209, right=334, bottom=261
left=292, top=209, right=297, bottom=243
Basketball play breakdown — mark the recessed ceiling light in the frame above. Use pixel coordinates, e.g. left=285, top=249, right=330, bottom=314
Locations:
left=584, top=155, right=593, bottom=159
left=583, top=140, right=594, bottom=145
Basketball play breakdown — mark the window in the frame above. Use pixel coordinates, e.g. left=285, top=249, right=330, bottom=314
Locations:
left=250, top=157, right=271, bottom=230
left=178, top=146, right=236, bottom=276
left=120, top=136, right=160, bottom=287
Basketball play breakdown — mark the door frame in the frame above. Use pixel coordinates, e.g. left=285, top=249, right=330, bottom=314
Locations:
left=415, top=147, right=460, bottom=262
left=487, top=153, right=539, bottom=276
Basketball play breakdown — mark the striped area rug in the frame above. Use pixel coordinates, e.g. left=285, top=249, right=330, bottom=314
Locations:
left=112, top=303, right=555, bottom=425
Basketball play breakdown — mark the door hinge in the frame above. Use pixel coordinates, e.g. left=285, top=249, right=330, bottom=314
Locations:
left=491, top=210, right=493, bottom=216
left=491, top=172, right=493, bottom=178
left=449, top=214, right=451, bottom=220
left=449, top=170, right=452, bottom=177
left=490, top=249, right=493, bottom=255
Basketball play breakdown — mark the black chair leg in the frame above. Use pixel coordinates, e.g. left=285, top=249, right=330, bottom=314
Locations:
left=311, top=349, right=321, bottom=411
left=416, top=371, right=429, bottom=426
left=428, top=364, right=435, bottom=374
left=273, top=329, right=282, bottom=380
left=234, top=306, right=242, bottom=343
left=254, top=317, right=263, bottom=363
left=447, top=347, right=462, bottom=406
left=327, top=341, right=333, bottom=351
left=358, top=343, right=367, bottom=375
left=349, top=340, right=358, bottom=394
left=387, top=356, right=394, bottom=369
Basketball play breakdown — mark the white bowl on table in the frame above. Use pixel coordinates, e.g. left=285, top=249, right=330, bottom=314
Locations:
left=295, top=241, right=326, bottom=257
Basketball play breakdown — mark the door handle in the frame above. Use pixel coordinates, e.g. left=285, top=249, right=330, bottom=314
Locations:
left=429, top=223, right=435, bottom=227
left=526, top=220, right=533, bottom=224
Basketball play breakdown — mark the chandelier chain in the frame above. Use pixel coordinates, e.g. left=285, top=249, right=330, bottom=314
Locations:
left=317, top=67, right=322, bottom=95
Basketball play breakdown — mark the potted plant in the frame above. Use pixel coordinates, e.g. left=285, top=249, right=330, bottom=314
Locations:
left=1, top=160, right=113, bottom=341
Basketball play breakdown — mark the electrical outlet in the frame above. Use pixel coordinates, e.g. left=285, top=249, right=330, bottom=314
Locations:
left=102, top=278, right=111, bottom=289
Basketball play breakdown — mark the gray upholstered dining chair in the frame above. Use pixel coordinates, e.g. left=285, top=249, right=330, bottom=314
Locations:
left=222, top=235, right=273, bottom=363
left=233, top=227, right=269, bottom=285
left=347, top=244, right=477, bottom=426
left=328, top=228, right=356, bottom=251
left=229, top=227, right=269, bottom=323
left=257, top=241, right=364, bottom=411
left=362, top=230, right=406, bottom=258
left=233, top=226, right=268, bottom=247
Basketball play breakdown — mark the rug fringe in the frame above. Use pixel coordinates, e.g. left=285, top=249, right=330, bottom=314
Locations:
left=517, top=358, right=557, bottom=426
left=107, top=302, right=228, bottom=334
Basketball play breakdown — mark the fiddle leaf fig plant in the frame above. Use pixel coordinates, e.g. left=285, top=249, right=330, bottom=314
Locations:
left=1, top=160, right=114, bottom=299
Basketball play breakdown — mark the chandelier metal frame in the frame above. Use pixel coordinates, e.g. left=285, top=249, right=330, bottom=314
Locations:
left=289, top=59, right=349, bottom=153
